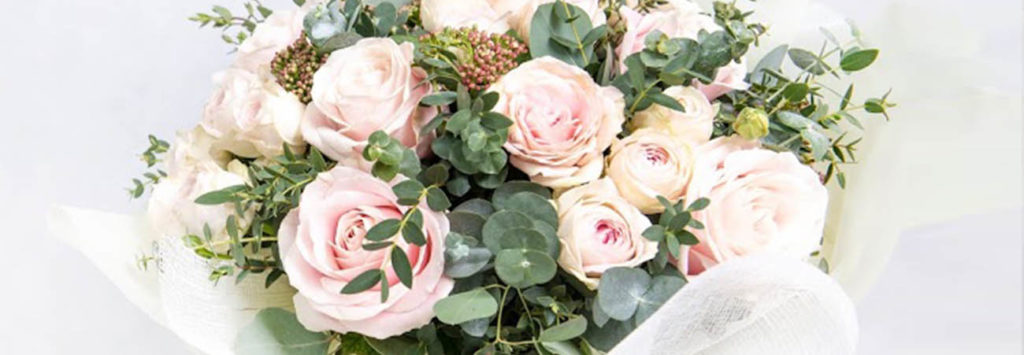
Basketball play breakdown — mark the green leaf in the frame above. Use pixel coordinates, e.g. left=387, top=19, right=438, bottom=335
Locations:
left=391, top=248, right=413, bottom=288
left=454, top=199, right=496, bottom=216
left=434, top=288, right=499, bottom=325
left=446, top=110, right=473, bottom=134
left=528, top=2, right=595, bottom=67
left=365, top=219, right=401, bottom=242
left=341, top=269, right=383, bottom=294
left=801, top=129, right=830, bottom=160
left=501, top=192, right=558, bottom=228
left=775, top=111, right=815, bottom=131
left=393, top=180, right=425, bottom=205
left=597, top=267, right=651, bottom=321
left=495, top=249, right=558, bottom=288
left=402, top=223, right=427, bottom=246
left=633, top=276, right=685, bottom=326
left=539, top=316, right=588, bottom=342
left=490, top=228, right=550, bottom=252
left=233, top=308, right=329, bottom=355
left=781, top=83, right=810, bottom=102
left=420, top=164, right=449, bottom=186
left=687, top=198, right=710, bottom=211
left=448, top=211, right=488, bottom=238
left=194, top=185, right=246, bottom=205
left=649, top=91, right=685, bottom=112
left=492, top=181, right=551, bottom=209
left=480, top=112, right=513, bottom=130
left=446, top=175, right=471, bottom=197
left=751, top=44, right=788, bottom=83
left=840, top=84, right=854, bottom=110
left=425, top=187, right=451, bottom=211
left=840, top=49, right=879, bottom=72
left=482, top=211, right=535, bottom=253
left=444, top=234, right=492, bottom=279
left=788, top=48, right=827, bottom=75
left=642, top=225, right=666, bottom=242
left=421, top=92, right=458, bottom=106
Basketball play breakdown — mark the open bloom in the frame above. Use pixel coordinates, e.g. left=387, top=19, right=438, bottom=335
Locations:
left=631, top=86, right=716, bottom=146
left=606, top=129, right=695, bottom=214
left=302, top=38, right=436, bottom=169
left=419, top=0, right=512, bottom=34
left=278, top=166, right=453, bottom=338
left=491, top=57, right=624, bottom=189
left=148, top=128, right=251, bottom=251
left=201, top=68, right=306, bottom=159
left=234, top=8, right=308, bottom=72
left=680, top=136, right=828, bottom=275
left=556, top=179, right=657, bottom=289
left=616, top=3, right=717, bottom=71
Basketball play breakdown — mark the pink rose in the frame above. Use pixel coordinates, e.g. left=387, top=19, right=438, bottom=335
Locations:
left=679, top=136, right=828, bottom=275
left=694, top=60, right=749, bottom=100
left=606, top=129, right=695, bottom=214
left=491, top=57, right=625, bottom=189
left=234, top=9, right=308, bottom=72
left=302, top=38, right=436, bottom=169
left=630, top=86, right=716, bottom=147
left=616, top=3, right=717, bottom=72
left=278, top=166, right=454, bottom=339
left=556, top=179, right=657, bottom=289
left=201, top=68, right=306, bottom=159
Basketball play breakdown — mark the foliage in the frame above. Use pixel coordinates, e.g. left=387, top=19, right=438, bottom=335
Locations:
left=189, top=1, right=276, bottom=47
left=128, top=135, right=169, bottom=199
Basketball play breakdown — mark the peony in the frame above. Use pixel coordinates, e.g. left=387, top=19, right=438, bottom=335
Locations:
left=616, top=3, right=717, bottom=72
left=148, top=128, right=251, bottom=251
left=491, top=57, right=624, bottom=189
left=680, top=136, right=828, bottom=275
left=502, top=0, right=606, bottom=40
left=695, top=59, right=749, bottom=100
left=606, top=129, right=695, bottom=214
left=631, top=86, right=716, bottom=146
left=201, top=68, right=306, bottom=159
left=419, top=0, right=512, bottom=34
left=302, top=38, right=436, bottom=169
left=278, top=166, right=453, bottom=339
left=556, top=179, right=657, bottom=289
left=234, top=8, right=308, bottom=72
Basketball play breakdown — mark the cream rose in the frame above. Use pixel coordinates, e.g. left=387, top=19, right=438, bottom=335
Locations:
left=616, top=3, right=717, bottom=71
left=501, top=0, right=606, bottom=40
left=631, top=86, right=716, bottom=146
left=606, top=129, right=695, bottom=214
left=419, top=0, right=512, bottom=34
left=201, top=68, right=306, bottom=159
left=278, top=166, right=453, bottom=339
left=556, top=179, right=657, bottom=289
left=491, top=57, right=624, bottom=189
left=302, top=38, right=436, bottom=169
left=680, top=136, right=828, bottom=275
left=695, top=59, right=749, bottom=100
left=234, top=8, right=308, bottom=72
left=148, top=128, right=251, bottom=251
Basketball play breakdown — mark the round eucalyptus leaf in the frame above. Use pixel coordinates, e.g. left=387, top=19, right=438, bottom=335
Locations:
left=492, top=181, right=551, bottom=209
left=596, top=267, right=652, bottom=321
left=503, top=192, right=558, bottom=228
left=494, top=249, right=557, bottom=289
left=453, top=198, right=496, bottom=217
left=538, top=316, right=587, bottom=342
left=490, top=228, right=549, bottom=252
left=445, top=247, right=492, bottom=279
left=447, top=211, right=487, bottom=238
left=482, top=211, right=534, bottom=253
left=633, top=276, right=686, bottom=326
left=434, top=288, right=499, bottom=325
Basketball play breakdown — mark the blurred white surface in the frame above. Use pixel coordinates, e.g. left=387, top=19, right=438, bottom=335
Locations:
left=0, top=0, right=1019, bottom=354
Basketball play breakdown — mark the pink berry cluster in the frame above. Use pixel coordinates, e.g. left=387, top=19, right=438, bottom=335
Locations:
left=420, top=28, right=527, bottom=91
left=271, top=35, right=328, bottom=104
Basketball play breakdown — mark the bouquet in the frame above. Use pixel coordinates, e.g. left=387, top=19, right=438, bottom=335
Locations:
left=108, top=0, right=895, bottom=353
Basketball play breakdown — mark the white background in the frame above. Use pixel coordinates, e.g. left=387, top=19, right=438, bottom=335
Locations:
left=0, top=0, right=1019, bottom=354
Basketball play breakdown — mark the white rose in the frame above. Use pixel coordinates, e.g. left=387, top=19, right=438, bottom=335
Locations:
left=631, top=86, right=716, bottom=146
left=149, top=129, right=252, bottom=250
left=556, top=179, right=657, bottom=289
left=419, top=0, right=512, bottom=34
left=201, top=68, right=306, bottom=159
left=234, top=9, right=308, bottom=72
left=502, top=0, right=606, bottom=40
left=606, top=129, right=695, bottom=214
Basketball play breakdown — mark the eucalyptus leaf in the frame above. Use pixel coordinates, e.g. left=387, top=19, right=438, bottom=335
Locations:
left=596, top=267, right=651, bottom=321
left=633, top=276, right=685, bottom=326
left=434, top=288, right=499, bottom=325
left=539, top=316, right=588, bottom=342
left=233, top=308, right=329, bottom=355
left=495, top=249, right=557, bottom=288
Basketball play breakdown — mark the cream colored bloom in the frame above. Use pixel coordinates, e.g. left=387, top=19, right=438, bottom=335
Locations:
left=556, top=179, right=657, bottom=289
left=607, top=129, right=696, bottom=214
left=201, top=68, right=306, bottom=159
left=631, top=86, right=716, bottom=146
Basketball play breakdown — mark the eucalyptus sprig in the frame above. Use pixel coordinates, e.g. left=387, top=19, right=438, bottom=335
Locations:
left=128, top=135, right=169, bottom=199
left=189, top=1, right=275, bottom=47
left=190, top=145, right=336, bottom=286
left=642, top=197, right=710, bottom=274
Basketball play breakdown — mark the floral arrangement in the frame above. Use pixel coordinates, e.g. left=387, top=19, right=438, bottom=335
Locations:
left=130, top=0, right=894, bottom=353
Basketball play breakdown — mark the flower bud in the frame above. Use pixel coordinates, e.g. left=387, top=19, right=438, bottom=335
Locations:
left=732, top=107, right=769, bottom=140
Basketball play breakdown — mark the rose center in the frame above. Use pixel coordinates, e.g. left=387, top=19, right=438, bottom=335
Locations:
left=641, top=145, right=670, bottom=166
